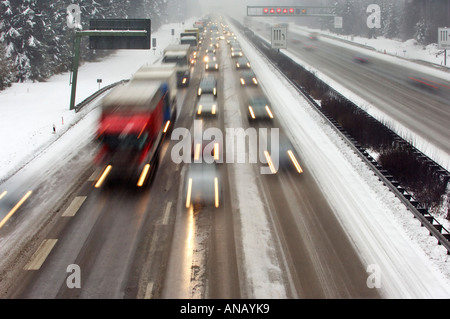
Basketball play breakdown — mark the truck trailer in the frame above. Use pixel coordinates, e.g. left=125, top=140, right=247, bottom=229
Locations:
left=162, top=44, right=192, bottom=87
left=131, top=62, right=178, bottom=127
left=94, top=81, right=169, bottom=187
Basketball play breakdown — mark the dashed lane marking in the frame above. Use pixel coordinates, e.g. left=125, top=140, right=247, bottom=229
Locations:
left=23, top=239, right=58, bottom=271
left=62, top=196, right=87, bottom=217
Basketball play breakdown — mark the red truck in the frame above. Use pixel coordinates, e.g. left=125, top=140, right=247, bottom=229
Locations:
left=94, top=80, right=170, bottom=188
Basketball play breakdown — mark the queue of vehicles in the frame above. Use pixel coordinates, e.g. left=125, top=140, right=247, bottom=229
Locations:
left=93, top=16, right=303, bottom=208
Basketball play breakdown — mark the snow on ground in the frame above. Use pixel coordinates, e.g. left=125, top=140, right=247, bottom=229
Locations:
left=285, top=23, right=450, bottom=172
left=0, top=22, right=187, bottom=183
left=305, top=27, right=449, bottom=69
left=232, top=21, right=450, bottom=297
left=0, top=17, right=450, bottom=298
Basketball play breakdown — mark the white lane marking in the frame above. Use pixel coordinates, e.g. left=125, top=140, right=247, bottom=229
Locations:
left=62, top=196, right=87, bottom=217
left=88, top=168, right=103, bottom=182
left=162, top=201, right=172, bottom=225
left=23, top=239, right=58, bottom=270
left=144, top=282, right=154, bottom=299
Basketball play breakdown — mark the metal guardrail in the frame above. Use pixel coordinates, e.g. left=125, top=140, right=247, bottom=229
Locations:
left=73, top=79, right=129, bottom=113
left=232, top=18, right=450, bottom=255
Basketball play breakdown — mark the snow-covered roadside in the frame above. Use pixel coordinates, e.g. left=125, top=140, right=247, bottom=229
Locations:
left=0, top=14, right=449, bottom=299
left=283, top=23, right=450, bottom=172
left=232, top=22, right=450, bottom=298
left=291, top=24, right=450, bottom=70
left=0, top=21, right=188, bottom=183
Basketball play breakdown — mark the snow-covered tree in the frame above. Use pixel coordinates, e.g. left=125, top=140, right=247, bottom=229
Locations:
left=0, top=0, right=51, bottom=81
left=414, top=18, right=427, bottom=45
left=0, top=42, right=17, bottom=89
left=382, top=1, right=401, bottom=39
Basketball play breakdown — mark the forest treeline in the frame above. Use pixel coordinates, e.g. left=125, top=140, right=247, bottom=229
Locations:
left=0, top=0, right=196, bottom=90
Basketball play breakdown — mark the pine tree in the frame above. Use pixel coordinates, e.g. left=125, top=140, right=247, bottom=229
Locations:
left=0, top=42, right=17, bottom=89
left=414, top=18, right=427, bottom=45
left=383, top=1, right=401, bottom=39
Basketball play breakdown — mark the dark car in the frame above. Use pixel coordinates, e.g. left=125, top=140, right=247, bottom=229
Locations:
left=264, top=132, right=304, bottom=174
left=236, top=57, right=251, bottom=69
left=198, top=75, right=217, bottom=96
left=205, top=60, right=219, bottom=71
left=239, top=70, right=258, bottom=86
left=247, top=95, right=274, bottom=121
left=184, top=163, right=222, bottom=209
left=196, top=94, right=218, bottom=117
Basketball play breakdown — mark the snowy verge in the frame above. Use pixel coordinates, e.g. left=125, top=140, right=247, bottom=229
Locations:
left=232, top=21, right=450, bottom=298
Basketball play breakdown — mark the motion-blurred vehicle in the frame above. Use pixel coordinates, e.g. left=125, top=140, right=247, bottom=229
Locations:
left=211, top=38, right=219, bottom=48
left=204, top=52, right=216, bottom=62
left=231, top=48, right=244, bottom=57
left=205, top=44, right=216, bottom=53
left=240, top=70, right=258, bottom=86
left=191, top=138, right=223, bottom=163
left=94, top=76, right=176, bottom=187
left=230, top=42, right=241, bottom=51
left=198, top=74, right=217, bottom=96
left=184, top=164, right=222, bottom=209
left=309, top=32, right=319, bottom=40
left=263, top=132, right=304, bottom=174
left=304, top=45, right=317, bottom=51
left=353, top=54, right=370, bottom=63
left=236, top=57, right=251, bottom=69
left=196, top=94, right=218, bottom=117
left=205, top=60, right=219, bottom=70
left=247, top=94, right=274, bottom=121
left=162, top=44, right=192, bottom=87
left=226, top=35, right=237, bottom=44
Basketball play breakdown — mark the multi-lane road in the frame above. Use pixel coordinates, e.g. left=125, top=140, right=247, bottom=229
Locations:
left=0, top=17, right=448, bottom=300
left=252, top=19, right=450, bottom=158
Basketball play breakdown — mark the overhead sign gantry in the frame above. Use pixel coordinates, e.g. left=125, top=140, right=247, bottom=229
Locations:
left=68, top=18, right=151, bottom=110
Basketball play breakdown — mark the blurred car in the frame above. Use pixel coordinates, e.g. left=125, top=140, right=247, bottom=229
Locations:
left=196, top=94, right=218, bottom=117
left=205, top=60, right=219, bottom=70
left=304, top=44, right=317, bottom=51
left=198, top=75, right=217, bottom=96
left=309, top=32, right=319, bottom=40
left=204, top=52, right=216, bottom=62
left=184, top=163, right=222, bottom=209
left=239, top=70, right=258, bottom=86
left=236, top=57, right=251, bottom=69
left=191, top=138, right=223, bottom=163
left=247, top=95, right=274, bottom=121
left=226, top=35, right=237, bottom=44
left=205, top=44, right=216, bottom=54
left=264, top=132, right=304, bottom=174
left=353, top=54, right=370, bottom=63
left=211, top=38, right=219, bottom=48
left=230, top=43, right=241, bottom=51
left=231, top=48, right=243, bottom=58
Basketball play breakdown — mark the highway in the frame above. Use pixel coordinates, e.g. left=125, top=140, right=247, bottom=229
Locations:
left=251, top=20, right=450, bottom=157
left=0, top=16, right=448, bottom=300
